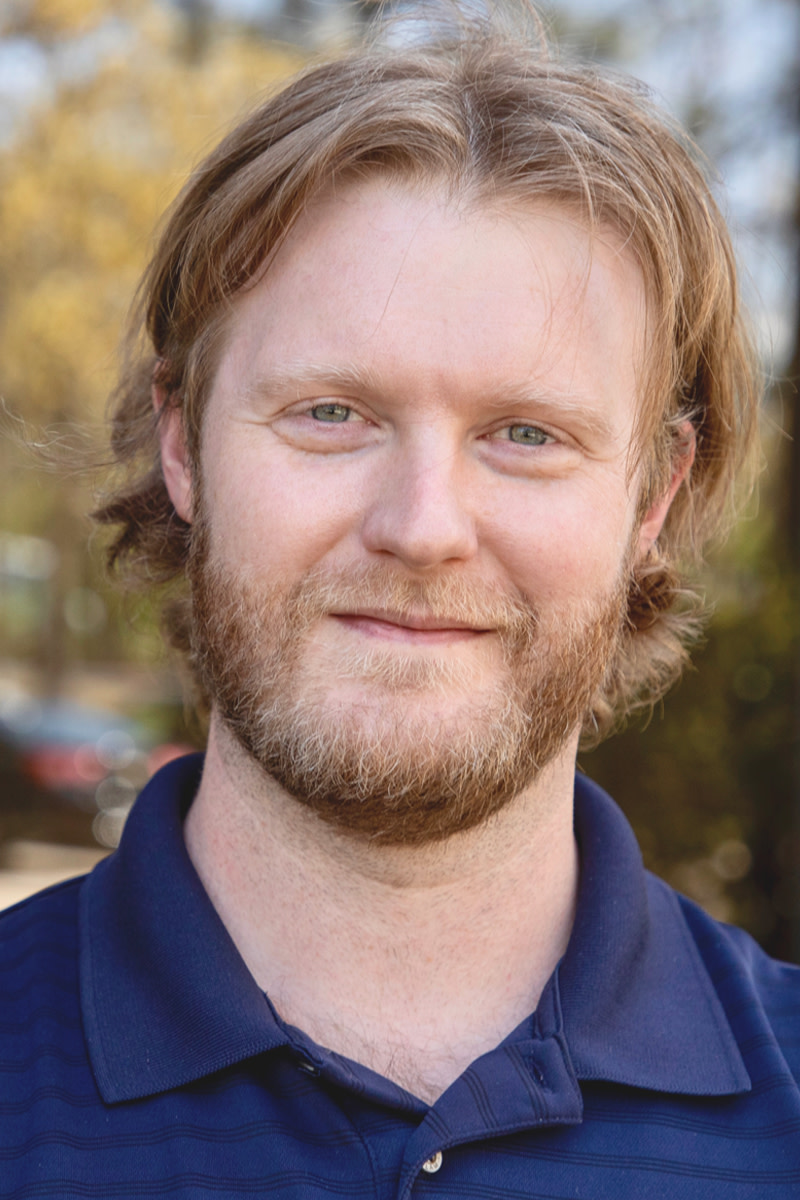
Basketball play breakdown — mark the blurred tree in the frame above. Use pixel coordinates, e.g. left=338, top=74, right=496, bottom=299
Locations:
left=557, top=0, right=800, bottom=958
left=0, top=0, right=301, bottom=676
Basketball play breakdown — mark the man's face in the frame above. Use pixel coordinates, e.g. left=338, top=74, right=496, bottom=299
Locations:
left=163, top=179, right=665, bottom=844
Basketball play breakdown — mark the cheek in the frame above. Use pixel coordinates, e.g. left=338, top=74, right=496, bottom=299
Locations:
left=487, top=485, right=637, bottom=604
left=203, top=447, right=364, bottom=575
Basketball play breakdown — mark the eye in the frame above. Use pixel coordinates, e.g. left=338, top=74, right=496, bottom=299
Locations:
left=310, top=403, right=353, bottom=423
left=504, top=424, right=552, bottom=446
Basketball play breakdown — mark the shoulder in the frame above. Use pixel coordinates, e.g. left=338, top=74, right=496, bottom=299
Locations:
left=654, top=871, right=800, bottom=999
left=650, top=872, right=800, bottom=1081
left=0, top=871, right=84, bottom=944
left=0, top=875, right=85, bottom=1052
left=0, top=872, right=84, bottom=949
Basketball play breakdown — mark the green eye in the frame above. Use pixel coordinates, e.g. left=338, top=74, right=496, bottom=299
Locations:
left=507, top=424, right=549, bottom=445
left=310, top=403, right=351, bottom=423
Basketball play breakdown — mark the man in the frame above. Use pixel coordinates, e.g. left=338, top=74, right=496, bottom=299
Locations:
left=3, top=8, right=798, bottom=1198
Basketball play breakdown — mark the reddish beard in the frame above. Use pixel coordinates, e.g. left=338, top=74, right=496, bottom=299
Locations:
left=188, top=520, right=628, bottom=845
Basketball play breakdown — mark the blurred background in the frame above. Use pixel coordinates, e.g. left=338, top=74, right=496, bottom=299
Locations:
left=0, top=0, right=798, bottom=957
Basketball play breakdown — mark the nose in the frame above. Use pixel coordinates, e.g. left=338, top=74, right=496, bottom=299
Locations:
left=360, top=436, right=478, bottom=570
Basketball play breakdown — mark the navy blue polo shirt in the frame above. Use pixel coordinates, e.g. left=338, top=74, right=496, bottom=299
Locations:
left=2, top=753, right=800, bottom=1197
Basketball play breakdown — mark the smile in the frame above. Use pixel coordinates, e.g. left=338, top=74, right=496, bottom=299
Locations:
left=331, top=611, right=491, bottom=645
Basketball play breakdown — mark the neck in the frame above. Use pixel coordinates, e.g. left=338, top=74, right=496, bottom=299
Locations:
left=185, top=716, right=580, bottom=1103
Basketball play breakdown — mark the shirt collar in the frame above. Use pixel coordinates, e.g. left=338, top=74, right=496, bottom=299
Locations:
left=558, top=773, right=749, bottom=1095
left=80, top=755, right=288, bottom=1103
left=80, top=754, right=749, bottom=1104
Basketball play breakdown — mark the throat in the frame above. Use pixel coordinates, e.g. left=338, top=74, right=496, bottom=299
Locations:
left=268, top=966, right=543, bottom=1105
left=184, top=726, right=580, bottom=1103
left=240, top=831, right=578, bottom=1104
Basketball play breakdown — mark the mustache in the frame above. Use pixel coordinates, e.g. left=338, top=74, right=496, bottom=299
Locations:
left=262, top=562, right=539, bottom=638
left=188, top=518, right=538, bottom=637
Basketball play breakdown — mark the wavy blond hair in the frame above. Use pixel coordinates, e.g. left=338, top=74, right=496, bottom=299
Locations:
left=96, top=7, right=761, bottom=741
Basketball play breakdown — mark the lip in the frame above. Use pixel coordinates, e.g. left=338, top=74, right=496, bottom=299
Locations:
left=331, top=610, right=491, bottom=644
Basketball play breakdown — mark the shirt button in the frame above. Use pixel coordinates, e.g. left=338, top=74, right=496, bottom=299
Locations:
left=421, top=1151, right=443, bottom=1174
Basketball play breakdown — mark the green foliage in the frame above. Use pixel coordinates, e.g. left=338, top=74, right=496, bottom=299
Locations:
left=583, top=537, right=798, bottom=959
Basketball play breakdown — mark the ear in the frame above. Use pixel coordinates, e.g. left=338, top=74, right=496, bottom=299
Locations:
left=636, top=422, right=696, bottom=556
left=154, top=382, right=193, bottom=524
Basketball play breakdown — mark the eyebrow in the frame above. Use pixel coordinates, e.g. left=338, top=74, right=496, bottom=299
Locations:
left=243, top=360, right=618, bottom=442
left=243, top=361, right=384, bottom=404
left=477, top=384, right=617, bottom=441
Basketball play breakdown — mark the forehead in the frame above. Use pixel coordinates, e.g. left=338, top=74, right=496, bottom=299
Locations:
left=212, top=177, right=647, bottom=438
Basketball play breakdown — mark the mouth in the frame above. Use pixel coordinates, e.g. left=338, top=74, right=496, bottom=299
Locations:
left=331, top=610, right=493, bottom=645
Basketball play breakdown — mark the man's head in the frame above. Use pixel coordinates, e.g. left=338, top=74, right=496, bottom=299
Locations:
left=98, top=7, right=760, bottom=838
left=158, top=181, right=653, bottom=842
